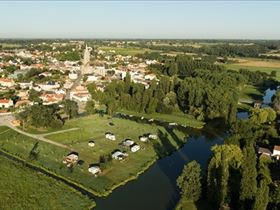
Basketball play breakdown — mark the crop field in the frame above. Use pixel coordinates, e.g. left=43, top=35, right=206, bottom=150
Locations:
left=0, top=155, right=94, bottom=210
left=0, top=115, right=186, bottom=195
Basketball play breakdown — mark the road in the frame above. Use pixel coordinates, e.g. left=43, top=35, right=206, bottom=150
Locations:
left=0, top=113, right=74, bottom=150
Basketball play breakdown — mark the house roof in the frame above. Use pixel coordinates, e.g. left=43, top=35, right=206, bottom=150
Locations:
left=0, top=99, right=11, bottom=103
left=258, top=147, right=272, bottom=155
left=273, top=145, right=280, bottom=152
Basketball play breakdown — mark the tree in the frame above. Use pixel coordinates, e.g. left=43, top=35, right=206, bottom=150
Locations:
left=207, top=145, right=243, bottom=208
left=29, top=142, right=40, bottom=160
left=28, top=89, right=41, bottom=103
left=85, top=100, right=96, bottom=114
left=63, top=99, right=78, bottom=119
left=252, top=179, right=269, bottom=210
left=239, top=144, right=257, bottom=204
left=177, top=160, right=202, bottom=202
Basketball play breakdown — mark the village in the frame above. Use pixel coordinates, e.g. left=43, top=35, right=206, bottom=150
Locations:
left=0, top=41, right=157, bottom=111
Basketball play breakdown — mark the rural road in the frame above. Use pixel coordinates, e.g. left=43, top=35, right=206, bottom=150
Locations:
left=0, top=113, right=75, bottom=150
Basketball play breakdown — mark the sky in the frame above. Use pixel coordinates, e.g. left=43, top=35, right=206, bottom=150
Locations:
left=0, top=1, right=280, bottom=39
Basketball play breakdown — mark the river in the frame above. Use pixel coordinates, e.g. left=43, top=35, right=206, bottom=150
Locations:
left=93, top=88, right=276, bottom=210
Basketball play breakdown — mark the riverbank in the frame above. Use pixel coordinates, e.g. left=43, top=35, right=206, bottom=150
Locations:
left=118, top=110, right=205, bottom=129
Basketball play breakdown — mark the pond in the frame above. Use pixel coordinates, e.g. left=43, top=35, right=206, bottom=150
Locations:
left=93, top=88, right=276, bottom=210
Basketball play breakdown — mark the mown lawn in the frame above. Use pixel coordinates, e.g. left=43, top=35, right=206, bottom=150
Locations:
left=0, top=155, right=94, bottom=210
left=0, top=115, right=187, bottom=195
left=119, top=110, right=205, bottom=128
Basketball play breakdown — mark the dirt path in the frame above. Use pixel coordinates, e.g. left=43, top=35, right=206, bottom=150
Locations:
left=6, top=125, right=72, bottom=150
left=40, top=127, right=80, bottom=137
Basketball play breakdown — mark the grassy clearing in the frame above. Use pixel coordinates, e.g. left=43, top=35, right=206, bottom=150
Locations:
left=99, top=46, right=158, bottom=56
left=0, top=155, right=94, bottom=210
left=0, top=115, right=186, bottom=196
left=238, top=85, right=262, bottom=111
left=119, top=110, right=205, bottom=128
left=175, top=198, right=213, bottom=210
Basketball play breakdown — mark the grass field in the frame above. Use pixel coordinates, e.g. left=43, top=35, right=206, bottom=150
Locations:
left=238, top=85, right=263, bottom=110
left=99, top=46, right=158, bottom=56
left=0, top=155, right=94, bottom=210
left=119, top=110, right=205, bottom=128
left=223, top=57, right=280, bottom=81
left=0, top=115, right=186, bottom=196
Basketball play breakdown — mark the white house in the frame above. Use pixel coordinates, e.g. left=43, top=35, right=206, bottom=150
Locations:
left=130, top=144, right=140, bottom=153
left=272, top=145, right=280, bottom=160
left=0, top=78, right=15, bottom=87
left=148, top=134, right=158, bottom=140
left=105, top=133, right=116, bottom=141
left=88, top=166, right=101, bottom=175
left=144, top=74, right=157, bottom=81
left=139, top=136, right=148, bottom=142
left=122, top=139, right=135, bottom=147
left=0, top=99, right=13, bottom=108
left=112, top=150, right=128, bottom=160
left=69, top=72, right=78, bottom=80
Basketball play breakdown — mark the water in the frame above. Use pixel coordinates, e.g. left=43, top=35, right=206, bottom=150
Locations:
left=93, top=88, right=276, bottom=210
left=94, top=120, right=226, bottom=210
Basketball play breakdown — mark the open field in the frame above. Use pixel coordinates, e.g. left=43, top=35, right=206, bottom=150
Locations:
left=99, top=46, right=159, bottom=56
left=238, top=85, right=263, bottom=111
left=0, top=42, right=22, bottom=48
left=119, top=110, right=205, bottom=128
left=223, top=59, right=280, bottom=81
left=0, top=155, right=94, bottom=210
left=0, top=115, right=186, bottom=196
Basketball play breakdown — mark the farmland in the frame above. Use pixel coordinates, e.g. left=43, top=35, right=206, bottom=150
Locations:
left=99, top=46, right=158, bottom=56
left=224, top=57, right=280, bottom=81
left=0, top=155, right=94, bottom=210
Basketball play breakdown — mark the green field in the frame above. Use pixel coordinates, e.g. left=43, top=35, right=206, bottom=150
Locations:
left=99, top=46, right=158, bottom=56
left=0, top=155, right=94, bottom=210
left=119, top=110, right=205, bottom=128
left=0, top=115, right=186, bottom=196
left=238, top=85, right=263, bottom=110
left=224, top=63, right=280, bottom=81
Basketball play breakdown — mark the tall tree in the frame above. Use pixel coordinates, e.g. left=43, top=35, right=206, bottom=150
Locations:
left=63, top=99, right=78, bottom=119
left=239, top=144, right=258, bottom=206
left=177, top=160, right=202, bottom=202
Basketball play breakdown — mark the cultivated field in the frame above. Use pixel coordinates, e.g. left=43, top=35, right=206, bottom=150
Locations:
left=0, top=155, right=94, bottom=210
